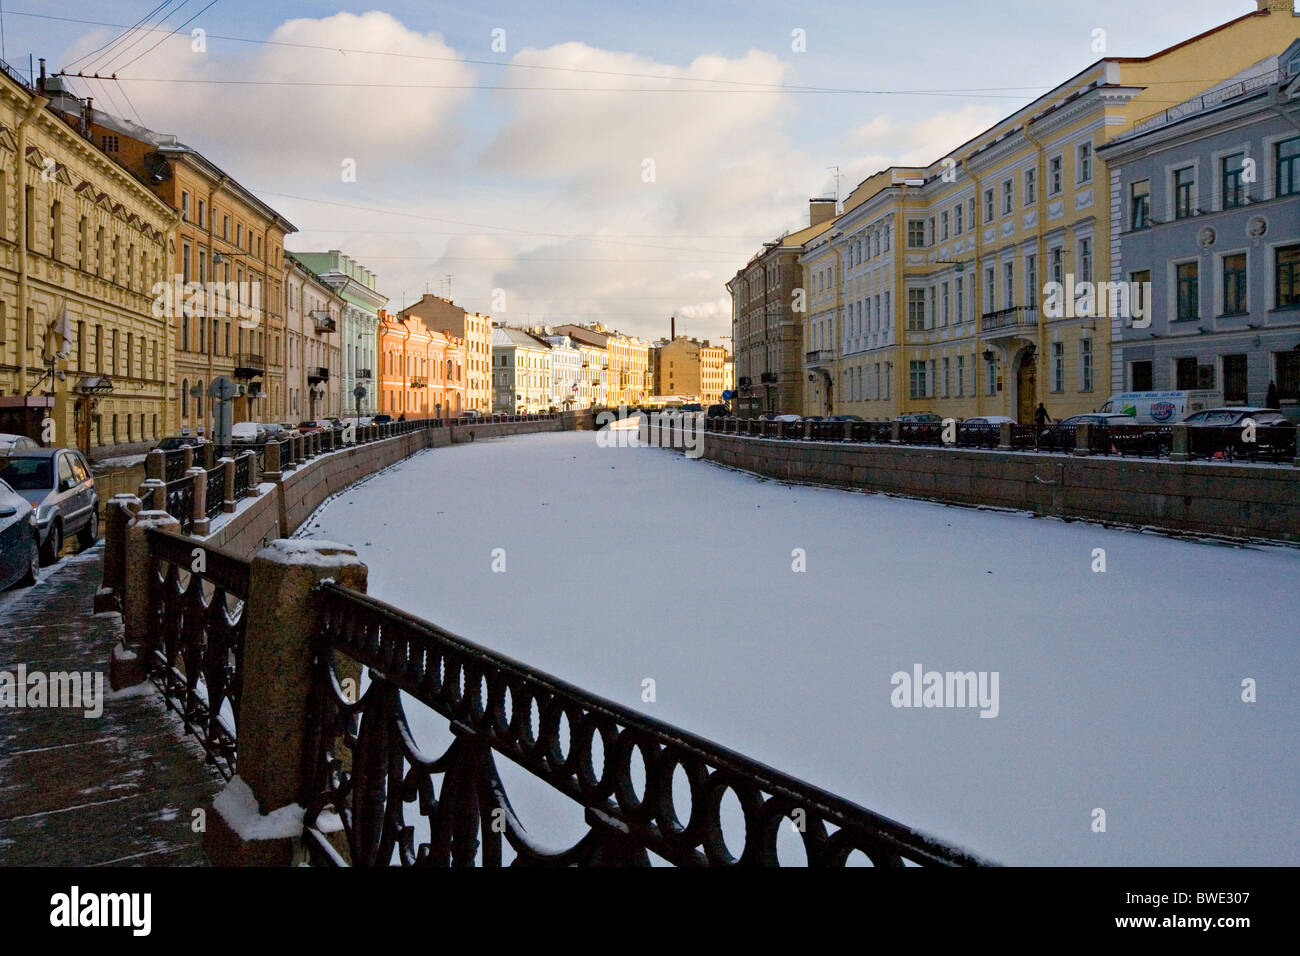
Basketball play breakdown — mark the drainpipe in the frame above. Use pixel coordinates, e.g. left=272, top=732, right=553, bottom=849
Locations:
left=1024, top=126, right=1049, bottom=420
left=16, top=93, right=48, bottom=397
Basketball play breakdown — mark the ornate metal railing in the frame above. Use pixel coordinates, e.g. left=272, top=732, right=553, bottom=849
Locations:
left=300, top=584, right=988, bottom=867
left=1186, top=424, right=1296, bottom=463
left=164, top=450, right=189, bottom=483
left=233, top=453, right=251, bottom=499
left=205, top=464, right=227, bottom=519
left=955, top=423, right=1000, bottom=449
left=144, top=528, right=249, bottom=779
left=165, top=476, right=196, bottom=534
left=1090, top=424, right=1173, bottom=458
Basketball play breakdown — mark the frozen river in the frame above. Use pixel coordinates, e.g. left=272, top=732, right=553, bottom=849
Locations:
left=298, top=430, right=1300, bottom=865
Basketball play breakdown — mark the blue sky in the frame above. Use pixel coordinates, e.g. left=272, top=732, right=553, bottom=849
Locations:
left=0, top=0, right=1267, bottom=340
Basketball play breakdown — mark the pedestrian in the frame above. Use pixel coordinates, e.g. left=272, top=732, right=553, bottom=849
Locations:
left=1034, top=402, right=1051, bottom=427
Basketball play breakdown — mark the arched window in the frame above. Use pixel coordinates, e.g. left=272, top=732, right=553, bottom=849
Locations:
left=181, top=379, right=189, bottom=418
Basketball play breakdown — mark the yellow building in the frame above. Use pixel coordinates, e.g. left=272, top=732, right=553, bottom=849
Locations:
left=58, top=98, right=296, bottom=433
left=0, top=67, right=175, bottom=456
left=655, top=336, right=730, bottom=405
left=803, top=2, right=1300, bottom=422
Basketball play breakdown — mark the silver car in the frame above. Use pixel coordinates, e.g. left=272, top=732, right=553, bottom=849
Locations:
left=0, top=448, right=99, bottom=565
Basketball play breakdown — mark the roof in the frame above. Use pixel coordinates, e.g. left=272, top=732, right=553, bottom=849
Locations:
left=493, top=327, right=552, bottom=350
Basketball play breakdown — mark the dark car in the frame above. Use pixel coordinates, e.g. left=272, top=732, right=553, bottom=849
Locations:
left=1183, top=407, right=1290, bottom=427
left=0, top=477, right=39, bottom=590
left=0, top=448, right=98, bottom=564
left=372, top=414, right=394, bottom=425
left=826, top=415, right=865, bottom=422
left=894, top=412, right=943, bottom=423
left=154, top=435, right=203, bottom=452
left=705, top=404, right=730, bottom=418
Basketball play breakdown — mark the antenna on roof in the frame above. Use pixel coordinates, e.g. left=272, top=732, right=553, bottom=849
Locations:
left=828, top=165, right=843, bottom=212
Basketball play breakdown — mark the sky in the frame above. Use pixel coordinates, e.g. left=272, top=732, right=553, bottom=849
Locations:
left=0, top=0, right=1267, bottom=343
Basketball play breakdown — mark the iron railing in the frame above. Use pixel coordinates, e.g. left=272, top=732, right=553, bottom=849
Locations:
left=1186, top=425, right=1296, bottom=463
left=164, top=450, right=189, bottom=482
left=165, top=476, right=195, bottom=534
left=144, top=528, right=248, bottom=779
left=300, top=584, right=988, bottom=867
left=205, top=464, right=227, bottom=519
left=233, top=454, right=251, bottom=499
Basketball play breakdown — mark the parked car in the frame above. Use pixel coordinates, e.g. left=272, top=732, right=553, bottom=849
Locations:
left=678, top=404, right=703, bottom=413
left=894, top=413, right=943, bottom=424
left=153, top=435, right=203, bottom=452
left=372, top=414, right=394, bottom=425
left=231, top=421, right=267, bottom=444
left=1183, top=407, right=1290, bottom=427
left=1054, top=413, right=1135, bottom=428
left=803, top=415, right=825, bottom=423
left=826, top=415, right=864, bottom=422
left=705, top=404, right=730, bottom=418
left=297, top=421, right=325, bottom=433
left=262, top=424, right=292, bottom=442
left=0, top=433, right=40, bottom=451
left=0, top=448, right=98, bottom=564
left=461, top=410, right=483, bottom=420
left=767, top=413, right=802, bottom=423
left=963, top=415, right=1017, bottom=427
left=0, top=478, right=39, bottom=590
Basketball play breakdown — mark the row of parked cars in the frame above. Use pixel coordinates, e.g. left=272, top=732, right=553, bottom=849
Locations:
left=0, top=436, right=99, bottom=590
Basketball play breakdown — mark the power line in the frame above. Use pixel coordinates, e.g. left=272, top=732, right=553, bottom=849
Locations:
left=65, top=0, right=171, bottom=73
left=94, top=0, right=190, bottom=76
left=113, top=0, right=219, bottom=74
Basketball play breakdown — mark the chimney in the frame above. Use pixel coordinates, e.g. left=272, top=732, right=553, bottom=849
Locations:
left=81, top=97, right=94, bottom=139
left=809, top=197, right=837, bottom=227
left=37, top=58, right=45, bottom=95
left=670, top=315, right=675, bottom=340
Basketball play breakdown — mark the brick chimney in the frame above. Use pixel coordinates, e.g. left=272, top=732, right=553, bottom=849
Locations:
left=809, top=197, right=837, bottom=227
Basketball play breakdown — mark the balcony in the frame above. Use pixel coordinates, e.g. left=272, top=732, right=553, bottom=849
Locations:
left=307, top=366, right=329, bottom=384
left=980, top=306, right=1039, bottom=338
left=804, top=349, right=836, bottom=368
left=410, top=375, right=428, bottom=388
left=309, top=311, right=337, bottom=333
left=234, top=352, right=265, bottom=378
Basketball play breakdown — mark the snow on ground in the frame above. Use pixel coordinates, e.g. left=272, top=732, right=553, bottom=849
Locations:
left=298, top=431, right=1300, bottom=865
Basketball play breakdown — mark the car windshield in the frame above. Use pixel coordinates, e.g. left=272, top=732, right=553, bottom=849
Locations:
left=0, top=457, right=53, bottom=491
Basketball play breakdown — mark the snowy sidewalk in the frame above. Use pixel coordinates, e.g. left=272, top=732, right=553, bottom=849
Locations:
left=0, top=549, right=222, bottom=865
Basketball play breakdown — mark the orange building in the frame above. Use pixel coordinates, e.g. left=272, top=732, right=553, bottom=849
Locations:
left=378, top=311, right=466, bottom=418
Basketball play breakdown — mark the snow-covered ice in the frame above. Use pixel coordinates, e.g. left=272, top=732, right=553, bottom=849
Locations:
left=299, top=431, right=1300, bottom=865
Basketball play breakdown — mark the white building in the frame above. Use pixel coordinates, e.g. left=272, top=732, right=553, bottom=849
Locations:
left=542, top=334, right=582, bottom=409
left=492, top=327, right=553, bottom=413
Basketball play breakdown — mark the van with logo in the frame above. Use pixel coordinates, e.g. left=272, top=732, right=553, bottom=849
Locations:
left=1098, top=391, right=1223, bottom=424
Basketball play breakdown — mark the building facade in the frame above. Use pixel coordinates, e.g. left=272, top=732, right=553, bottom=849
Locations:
left=774, top=3, right=1300, bottom=423
left=728, top=198, right=838, bottom=416
left=654, top=336, right=730, bottom=404
left=397, top=294, right=491, bottom=413
left=293, top=251, right=385, bottom=418
left=1099, top=40, right=1300, bottom=413
left=551, top=324, right=611, bottom=407
left=283, top=252, right=343, bottom=423
left=492, top=327, right=552, bottom=413
left=542, top=333, right=582, bottom=409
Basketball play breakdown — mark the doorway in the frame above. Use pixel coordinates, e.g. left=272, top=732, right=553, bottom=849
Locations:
left=1016, top=350, right=1037, bottom=424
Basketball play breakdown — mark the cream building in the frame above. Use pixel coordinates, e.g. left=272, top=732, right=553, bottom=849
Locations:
left=0, top=67, right=175, bottom=457
left=492, top=327, right=552, bottom=413
left=283, top=253, right=344, bottom=423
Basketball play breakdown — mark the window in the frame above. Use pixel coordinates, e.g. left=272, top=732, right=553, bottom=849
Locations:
left=1277, top=137, right=1300, bottom=198
left=954, top=203, right=964, bottom=235
left=181, top=192, right=190, bottom=222
left=908, top=289, right=926, bottom=330
left=197, top=200, right=205, bottom=228
left=1131, top=270, right=1151, bottom=318
left=1277, top=351, right=1300, bottom=402
left=909, top=360, right=928, bottom=399
left=1222, top=253, right=1247, bottom=315
left=1176, top=262, right=1199, bottom=320
left=985, top=356, right=997, bottom=395
left=1175, top=356, right=1199, bottom=391
left=1080, top=338, right=1093, bottom=392
left=1079, top=238, right=1092, bottom=284
left=1002, top=179, right=1013, bottom=216
left=1174, top=167, right=1196, bottom=219
left=985, top=266, right=996, bottom=312
left=1050, top=247, right=1064, bottom=286
left=983, top=188, right=994, bottom=222
left=1131, top=360, right=1153, bottom=392
left=1024, top=168, right=1036, bottom=206
left=1221, top=154, right=1246, bottom=209
left=182, top=243, right=191, bottom=284
left=1051, top=341, right=1064, bottom=392
left=956, top=355, right=965, bottom=397
left=101, top=134, right=119, bottom=153
left=1277, top=244, right=1300, bottom=309
left=942, top=357, right=951, bottom=397
left=940, top=211, right=949, bottom=241
left=927, top=287, right=936, bottom=329
left=941, top=283, right=950, bottom=326
left=1049, top=155, right=1063, bottom=195
left=1077, top=142, right=1093, bottom=183
left=907, top=220, right=925, bottom=248
left=1004, top=262, right=1015, bottom=308
left=1026, top=255, right=1038, bottom=309
left=49, top=202, right=62, bottom=260
left=1223, top=354, right=1248, bottom=404
left=955, top=277, right=965, bottom=322
left=222, top=215, right=230, bottom=240
left=926, top=218, right=935, bottom=247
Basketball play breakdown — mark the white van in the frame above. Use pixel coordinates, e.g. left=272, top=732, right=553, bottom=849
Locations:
left=1098, top=391, right=1223, bottom=424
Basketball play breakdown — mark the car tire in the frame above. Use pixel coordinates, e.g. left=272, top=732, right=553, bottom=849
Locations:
left=18, top=537, right=39, bottom=587
left=39, top=521, right=62, bottom=566
left=78, top=508, right=99, bottom=550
